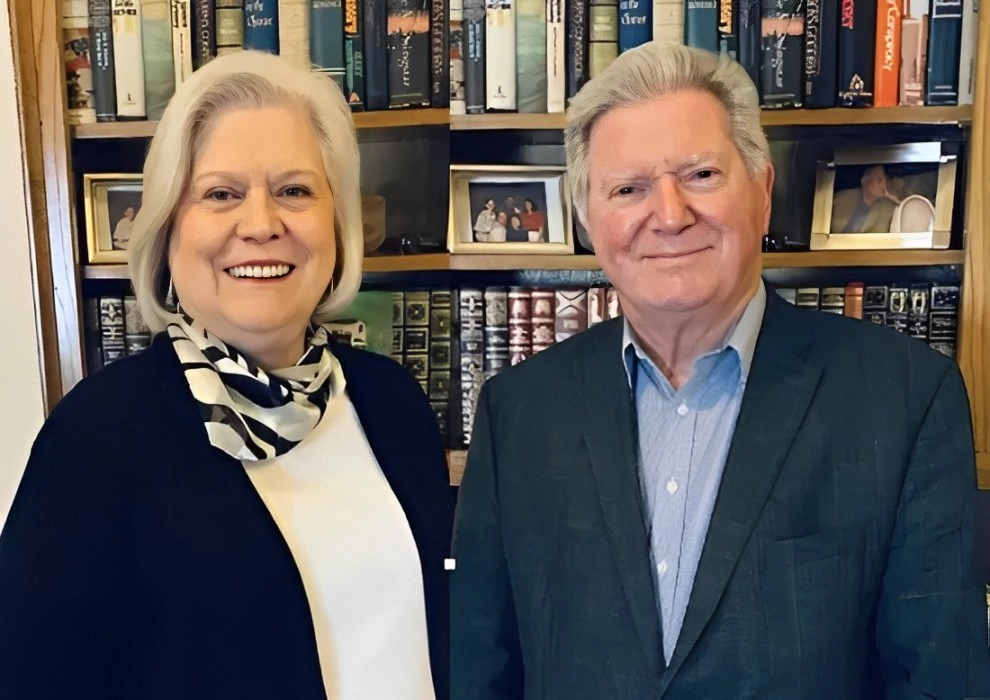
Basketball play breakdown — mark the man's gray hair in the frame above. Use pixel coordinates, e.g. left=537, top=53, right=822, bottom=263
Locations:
left=564, top=42, right=771, bottom=218
left=127, top=50, right=363, bottom=333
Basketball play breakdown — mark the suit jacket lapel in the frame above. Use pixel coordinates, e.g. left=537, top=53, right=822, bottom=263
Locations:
left=577, top=320, right=665, bottom=683
left=659, top=292, right=824, bottom=691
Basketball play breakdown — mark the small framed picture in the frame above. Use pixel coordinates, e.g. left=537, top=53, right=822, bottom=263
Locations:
left=83, top=173, right=144, bottom=263
left=810, top=142, right=957, bottom=250
left=448, top=165, right=574, bottom=254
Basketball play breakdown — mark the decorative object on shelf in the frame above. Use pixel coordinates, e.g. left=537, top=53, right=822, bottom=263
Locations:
left=810, top=142, right=957, bottom=251
left=360, top=193, right=387, bottom=253
left=448, top=164, right=573, bottom=254
left=83, top=172, right=144, bottom=264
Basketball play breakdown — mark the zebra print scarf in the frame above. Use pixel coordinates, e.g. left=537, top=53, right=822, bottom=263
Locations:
left=165, top=312, right=344, bottom=461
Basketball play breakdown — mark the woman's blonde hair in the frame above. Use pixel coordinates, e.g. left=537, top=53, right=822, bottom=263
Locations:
left=564, top=42, right=771, bottom=219
left=128, top=50, right=363, bottom=333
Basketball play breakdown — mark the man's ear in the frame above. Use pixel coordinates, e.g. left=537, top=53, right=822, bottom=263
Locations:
left=761, top=162, right=775, bottom=232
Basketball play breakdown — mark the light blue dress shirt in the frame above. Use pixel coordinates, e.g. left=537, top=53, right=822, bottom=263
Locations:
left=621, top=283, right=766, bottom=665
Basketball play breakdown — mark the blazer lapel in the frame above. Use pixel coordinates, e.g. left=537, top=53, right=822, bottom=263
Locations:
left=577, top=320, right=665, bottom=683
left=659, top=292, right=824, bottom=691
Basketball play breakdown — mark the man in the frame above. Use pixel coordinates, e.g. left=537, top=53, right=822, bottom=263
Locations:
left=451, top=43, right=984, bottom=698
left=112, top=206, right=136, bottom=250
left=831, top=164, right=899, bottom=233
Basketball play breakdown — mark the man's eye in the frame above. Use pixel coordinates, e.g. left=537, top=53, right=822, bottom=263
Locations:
left=694, top=169, right=715, bottom=179
left=616, top=186, right=638, bottom=196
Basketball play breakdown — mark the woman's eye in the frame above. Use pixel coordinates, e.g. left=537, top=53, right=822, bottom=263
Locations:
left=281, top=186, right=310, bottom=197
left=206, top=190, right=234, bottom=202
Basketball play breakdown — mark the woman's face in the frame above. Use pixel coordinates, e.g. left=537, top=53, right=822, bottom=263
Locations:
left=511, top=215, right=522, bottom=228
left=169, top=106, right=337, bottom=369
left=525, top=199, right=533, bottom=212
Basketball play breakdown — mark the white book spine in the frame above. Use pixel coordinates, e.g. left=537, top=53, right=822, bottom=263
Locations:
left=958, top=0, right=977, bottom=105
left=278, top=0, right=310, bottom=71
left=547, top=0, right=566, bottom=112
left=63, top=0, right=97, bottom=124
left=485, top=0, right=516, bottom=110
left=170, top=0, right=194, bottom=87
left=111, top=0, right=146, bottom=117
left=450, top=0, right=467, bottom=114
left=652, top=0, right=684, bottom=43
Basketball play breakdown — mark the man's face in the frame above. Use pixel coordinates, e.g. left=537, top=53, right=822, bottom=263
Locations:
left=584, top=89, right=773, bottom=322
left=861, top=166, right=887, bottom=200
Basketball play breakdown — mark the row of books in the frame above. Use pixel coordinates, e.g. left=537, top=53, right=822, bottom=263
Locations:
left=450, top=0, right=978, bottom=116
left=63, top=0, right=448, bottom=125
left=84, top=281, right=961, bottom=448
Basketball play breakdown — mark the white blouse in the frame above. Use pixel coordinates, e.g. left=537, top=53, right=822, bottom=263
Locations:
left=243, top=388, right=435, bottom=700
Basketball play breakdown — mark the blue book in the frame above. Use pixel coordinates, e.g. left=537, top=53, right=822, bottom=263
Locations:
left=311, top=0, right=346, bottom=89
left=244, top=0, right=279, bottom=53
left=618, top=0, right=651, bottom=53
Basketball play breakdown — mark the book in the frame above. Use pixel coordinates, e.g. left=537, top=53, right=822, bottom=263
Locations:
left=837, top=0, right=877, bottom=107
left=899, top=0, right=928, bottom=105
left=430, top=0, right=450, bottom=107
left=244, top=0, right=280, bottom=53
left=123, top=296, right=151, bottom=354
left=215, top=0, right=245, bottom=56
left=99, top=296, right=126, bottom=364
left=64, top=0, right=97, bottom=124
left=363, top=0, right=389, bottom=109
left=344, top=0, right=366, bottom=108
left=516, top=0, right=547, bottom=113
left=311, top=0, right=345, bottom=88
left=589, top=0, right=619, bottom=78
left=760, top=0, right=804, bottom=109
left=530, top=288, right=556, bottom=355
left=546, top=0, right=566, bottom=113
left=458, top=287, right=485, bottom=445
left=803, top=0, right=838, bottom=107
left=873, top=0, right=903, bottom=107
left=718, top=0, right=736, bottom=58
left=957, top=0, right=976, bottom=105
left=278, top=0, right=310, bottom=71
left=192, top=0, right=216, bottom=68
left=141, top=0, right=174, bottom=120
left=111, top=0, right=146, bottom=118
left=926, top=0, right=964, bottom=105
left=403, top=289, right=431, bottom=392
left=88, top=0, right=116, bottom=122
left=387, top=0, right=432, bottom=108
left=619, top=0, right=652, bottom=53
left=652, top=0, right=684, bottom=44
left=170, top=0, right=194, bottom=85
left=449, top=0, right=466, bottom=113
left=485, top=0, right=516, bottom=110
left=567, top=0, right=589, bottom=99
left=464, top=0, right=486, bottom=113
left=843, top=281, right=864, bottom=318
left=685, top=0, right=718, bottom=52
left=737, top=0, right=761, bottom=90
left=429, top=289, right=453, bottom=441
left=483, top=287, right=509, bottom=378
left=508, top=287, right=532, bottom=365
left=554, top=289, right=589, bottom=342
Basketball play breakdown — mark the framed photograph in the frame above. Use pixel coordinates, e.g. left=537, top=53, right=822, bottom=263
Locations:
left=83, top=173, right=144, bottom=263
left=810, top=142, right=957, bottom=250
left=448, top=165, right=574, bottom=254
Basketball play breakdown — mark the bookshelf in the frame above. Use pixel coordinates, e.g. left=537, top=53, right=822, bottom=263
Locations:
left=8, top=0, right=990, bottom=488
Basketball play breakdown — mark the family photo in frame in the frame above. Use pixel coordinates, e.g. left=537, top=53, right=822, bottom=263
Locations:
left=448, top=165, right=573, bottom=254
left=83, top=173, right=144, bottom=264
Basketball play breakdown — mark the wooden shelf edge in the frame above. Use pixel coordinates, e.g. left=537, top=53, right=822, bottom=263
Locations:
left=763, top=250, right=966, bottom=268
left=83, top=264, right=129, bottom=279
left=363, top=253, right=451, bottom=272
left=978, top=453, right=990, bottom=490
left=448, top=450, right=466, bottom=486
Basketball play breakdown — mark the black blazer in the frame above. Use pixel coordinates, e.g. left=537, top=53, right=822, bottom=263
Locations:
left=0, top=334, right=452, bottom=699
left=451, top=287, right=986, bottom=699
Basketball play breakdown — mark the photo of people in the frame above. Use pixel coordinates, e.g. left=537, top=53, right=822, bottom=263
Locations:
left=469, top=182, right=548, bottom=243
left=830, top=162, right=938, bottom=234
left=84, top=174, right=144, bottom=263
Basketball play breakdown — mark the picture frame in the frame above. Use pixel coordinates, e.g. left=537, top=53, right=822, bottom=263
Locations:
left=83, top=173, right=144, bottom=263
left=448, top=165, right=574, bottom=254
left=810, top=142, right=957, bottom=251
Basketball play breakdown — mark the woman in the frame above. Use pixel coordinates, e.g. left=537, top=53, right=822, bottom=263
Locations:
left=518, top=197, right=546, bottom=241
left=473, top=197, right=496, bottom=241
left=0, top=52, right=451, bottom=699
left=506, top=213, right=528, bottom=242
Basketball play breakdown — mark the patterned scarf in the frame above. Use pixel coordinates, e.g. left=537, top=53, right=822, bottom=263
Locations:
left=165, top=312, right=344, bottom=461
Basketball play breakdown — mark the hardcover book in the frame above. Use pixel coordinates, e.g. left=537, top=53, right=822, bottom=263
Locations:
left=192, top=0, right=216, bottom=68
left=428, top=289, right=453, bottom=442
left=99, top=296, right=126, bottom=364
left=363, top=0, right=389, bottom=109
left=508, top=286, right=532, bottom=366
left=312, top=0, right=345, bottom=89
left=530, top=288, right=556, bottom=355
left=214, top=0, right=245, bottom=56
left=837, top=0, right=878, bottom=107
left=567, top=0, right=589, bottom=100
left=760, top=0, right=804, bottom=108
left=111, top=0, right=146, bottom=118
left=589, top=0, right=619, bottom=79
left=278, top=0, right=310, bottom=71
left=873, top=0, right=903, bottom=106
left=619, top=0, right=652, bottom=53
left=737, top=0, right=761, bottom=90
left=463, top=0, right=486, bottom=113
left=450, top=0, right=466, bottom=113
left=88, top=0, right=116, bottom=122
left=555, top=288, right=589, bottom=342
left=64, top=0, right=97, bottom=124
left=899, top=0, right=928, bottom=105
left=141, top=0, right=175, bottom=120
left=170, top=0, right=195, bottom=85
left=885, top=284, right=910, bottom=334
left=685, top=0, right=719, bottom=52
left=926, top=0, right=964, bottom=105
left=458, top=288, right=485, bottom=446
left=430, top=0, right=450, bottom=107
left=387, top=0, right=432, bottom=108
left=244, top=0, right=280, bottom=53
left=546, top=0, right=565, bottom=112
left=485, top=0, right=517, bottom=110
left=718, top=0, right=736, bottom=58
left=803, top=0, right=838, bottom=107
left=516, top=0, right=547, bottom=113
left=344, top=0, right=367, bottom=108
left=652, top=0, right=684, bottom=44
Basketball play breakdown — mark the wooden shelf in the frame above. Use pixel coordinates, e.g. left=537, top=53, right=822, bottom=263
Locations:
left=449, top=106, right=973, bottom=131
left=448, top=450, right=466, bottom=486
left=83, top=250, right=966, bottom=280
left=72, top=108, right=450, bottom=139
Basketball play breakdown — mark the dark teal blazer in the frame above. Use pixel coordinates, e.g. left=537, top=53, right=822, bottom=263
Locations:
left=451, top=286, right=985, bottom=699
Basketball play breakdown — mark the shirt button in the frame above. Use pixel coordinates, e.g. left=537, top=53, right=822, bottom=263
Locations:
left=657, top=560, right=669, bottom=576
left=666, top=478, right=678, bottom=494
left=677, top=403, right=688, bottom=416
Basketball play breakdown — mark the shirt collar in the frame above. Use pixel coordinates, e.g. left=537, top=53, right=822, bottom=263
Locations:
left=622, top=282, right=767, bottom=388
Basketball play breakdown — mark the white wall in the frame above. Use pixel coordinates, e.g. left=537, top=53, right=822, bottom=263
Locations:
left=0, top=2, right=48, bottom=527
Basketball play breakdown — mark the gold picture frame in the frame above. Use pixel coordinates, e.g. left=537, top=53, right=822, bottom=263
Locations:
left=448, top=164, right=574, bottom=254
left=83, top=173, right=144, bottom=264
left=810, top=142, right=957, bottom=251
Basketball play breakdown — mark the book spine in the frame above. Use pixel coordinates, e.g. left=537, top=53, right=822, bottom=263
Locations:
left=312, top=0, right=345, bottom=87
left=760, top=0, right=804, bottom=108
left=843, top=281, right=864, bottom=318
left=507, top=287, right=532, bottom=365
left=619, top=0, right=652, bottom=53
left=516, top=0, right=547, bottom=113
left=403, top=289, right=431, bottom=393
left=83, top=297, right=104, bottom=375
left=587, top=287, right=607, bottom=326
left=819, top=287, right=846, bottom=314
left=463, top=0, right=486, bottom=113
left=244, top=0, right=280, bottom=53
left=718, top=0, right=737, bottom=58
left=458, top=287, right=485, bottom=446
left=928, top=282, right=959, bottom=358
left=279, top=0, right=311, bottom=71
left=345, top=0, right=366, bottom=108
left=485, top=0, right=517, bottom=109
left=862, top=285, right=888, bottom=325
left=387, top=0, right=432, bottom=107
left=795, top=287, right=820, bottom=310
left=926, top=0, right=964, bottom=105
left=803, top=0, right=838, bottom=107
left=907, top=282, right=930, bottom=340
left=450, top=0, right=466, bottom=113
left=653, top=0, right=684, bottom=43
left=99, top=296, right=126, bottom=365
left=430, top=0, right=450, bottom=106
left=215, top=0, right=245, bottom=55
left=482, top=287, right=509, bottom=379
left=123, top=296, right=151, bottom=354
left=554, top=289, right=589, bottom=342
left=362, top=0, right=389, bottom=109
left=428, top=289, right=453, bottom=444
left=192, top=0, right=216, bottom=68
left=88, top=0, right=117, bottom=122
left=898, top=6, right=927, bottom=106
left=530, top=288, right=556, bottom=355
left=737, top=0, right=761, bottom=90
left=141, top=0, right=175, bottom=120
left=873, top=0, right=902, bottom=106
left=837, top=0, right=877, bottom=106
left=606, top=287, right=623, bottom=318
left=547, top=0, right=566, bottom=113
left=111, top=0, right=146, bottom=118
left=391, top=291, right=406, bottom=364
left=64, top=1, right=98, bottom=125
left=886, top=285, right=909, bottom=333
left=684, top=0, right=719, bottom=52
left=566, top=0, right=589, bottom=100
left=957, top=0, right=976, bottom=105
left=589, top=0, right=619, bottom=79
left=170, top=0, right=194, bottom=85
